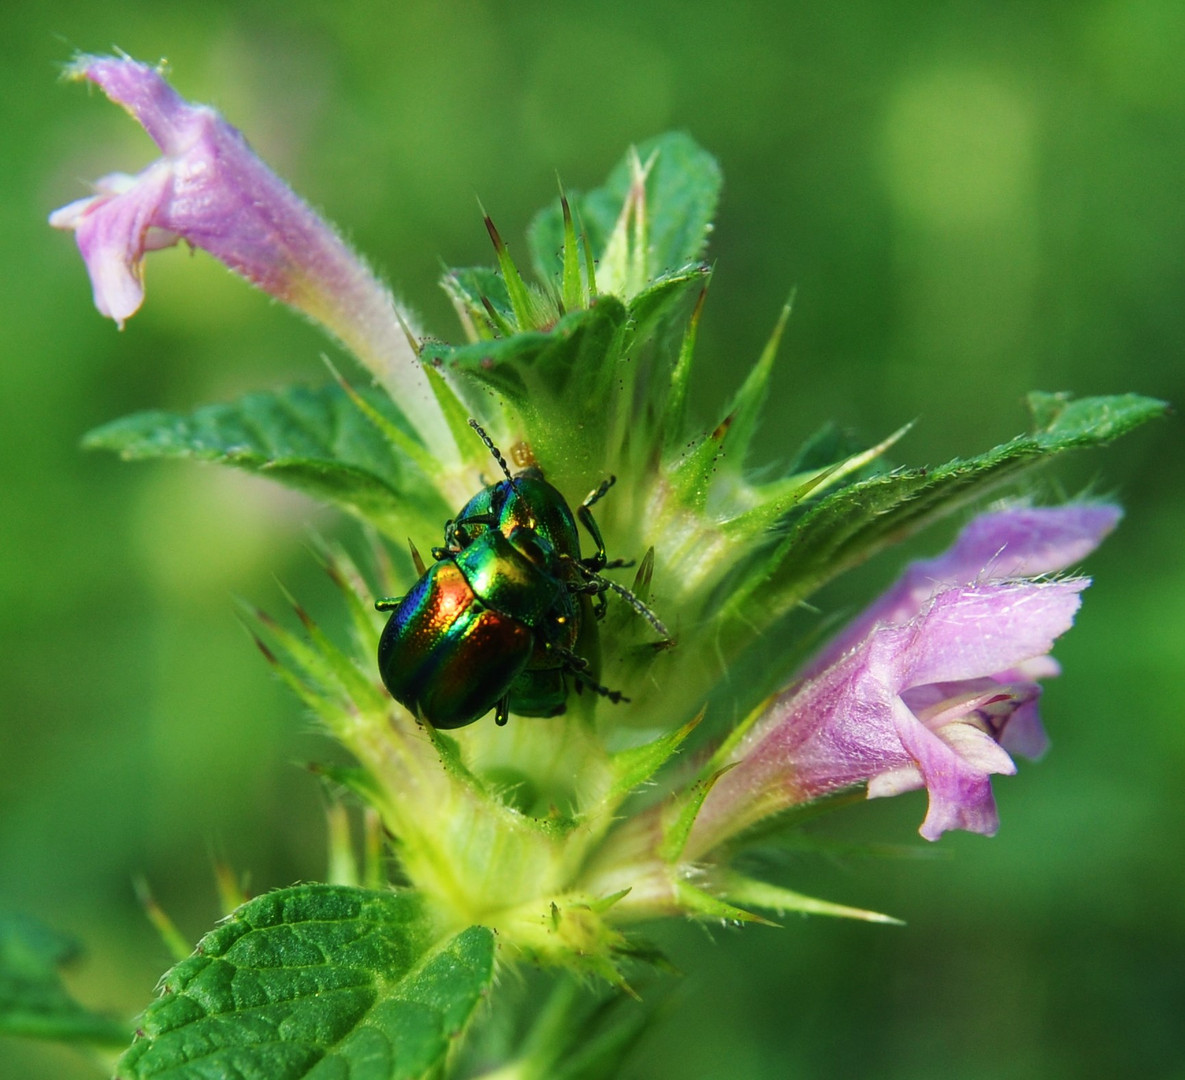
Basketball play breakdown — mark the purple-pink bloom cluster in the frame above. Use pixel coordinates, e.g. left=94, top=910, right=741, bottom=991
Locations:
left=688, top=505, right=1119, bottom=850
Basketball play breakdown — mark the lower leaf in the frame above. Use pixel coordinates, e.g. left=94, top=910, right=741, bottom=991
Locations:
left=116, top=884, right=495, bottom=1080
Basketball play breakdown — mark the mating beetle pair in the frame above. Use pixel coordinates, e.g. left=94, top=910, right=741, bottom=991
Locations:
left=376, top=421, right=667, bottom=729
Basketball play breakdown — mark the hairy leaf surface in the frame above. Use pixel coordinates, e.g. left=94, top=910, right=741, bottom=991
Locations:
left=116, top=885, right=495, bottom=1080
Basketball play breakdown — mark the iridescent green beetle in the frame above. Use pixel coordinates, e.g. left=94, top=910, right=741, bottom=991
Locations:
left=376, top=422, right=667, bottom=729
left=376, top=524, right=584, bottom=728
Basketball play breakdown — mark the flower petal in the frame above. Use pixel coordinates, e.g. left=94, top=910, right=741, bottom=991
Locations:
left=50, top=166, right=175, bottom=327
left=806, top=504, right=1118, bottom=675
left=67, top=55, right=199, bottom=155
left=888, top=696, right=1004, bottom=839
left=888, top=580, right=1085, bottom=689
left=934, top=720, right=1017, bottom=777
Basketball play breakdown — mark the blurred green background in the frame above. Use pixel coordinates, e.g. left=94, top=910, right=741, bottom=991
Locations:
left=4, top=1, right=1183, bottom=1077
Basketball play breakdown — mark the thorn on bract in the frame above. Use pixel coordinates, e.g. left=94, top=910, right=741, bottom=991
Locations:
left=483, top=213, right=505, bottom=255
left=252, top=634, right=278, bottom=666
left=408, top=539, right=427, bottom=577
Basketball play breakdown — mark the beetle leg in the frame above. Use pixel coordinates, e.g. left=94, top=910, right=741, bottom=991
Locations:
left=565, top=660, right=629, bottom=705
left=576, top=477, right=614, bottom=572
left=551, top=646, right=628, bottom=704
left=374, top=596, right=404, bottom=611
left=495, top=696, right=510, bottom=726
left=451, top=511, right=499, bottom=539
left=564, top=575, right=609, bottom=620
left=438, top=512, right=500, bottom=559
left=582, top=474, right=616, bottom=510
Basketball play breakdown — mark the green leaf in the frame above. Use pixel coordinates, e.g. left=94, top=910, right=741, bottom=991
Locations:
left=602, top=714, right=701, bottom=812
left=784, top=420, right=875, bottom=475
left=558, top=190, right=585, bottom=314
left=426, top=299, right=629, bottom=486
left=484, top=214, right=546, bottom=331
left=0, top=912, right=128, bottom=1046
left=625, top=265, right=712, bottom=349
left=84, top=384, right=451, bottom=541
left=661, top=284, right=708, bottom=457
left=441, top=266, right=515, bottom=341
left=726, top=392, right=1168, bottom=634
left=528, top=133, right=722, bottom=291
left=721, top=422, right=913, bottom=541
left=116, top=884, right=495, bottom=1080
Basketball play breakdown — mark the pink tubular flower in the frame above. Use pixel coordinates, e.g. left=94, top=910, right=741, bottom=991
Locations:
left=688, top=504, right=1118, bottom=849
left=691, top=579, right=1084, bottom=848
left=49, top=54, right=452, bottom=458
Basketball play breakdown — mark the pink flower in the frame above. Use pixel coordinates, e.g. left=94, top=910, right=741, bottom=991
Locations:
left=688, top=505, right=1117, bottom=849
left=49, top=55, right=451, bottom=456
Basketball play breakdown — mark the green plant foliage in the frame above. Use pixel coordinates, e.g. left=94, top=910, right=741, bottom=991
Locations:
left=83, top=384, right=451, bottom=541
left=722, top=391, right=1169, bottom=636
left=527, top=132, right=722, bottom=288
left=457, top=976, right=656, bottom=1080
left=423, top=299, right=630, bottom=481
left=115, top=885, right=494, bottom=1080
left=441, top=267, right=515, bottom=340
left=0, top=913, right=127, bottom=1046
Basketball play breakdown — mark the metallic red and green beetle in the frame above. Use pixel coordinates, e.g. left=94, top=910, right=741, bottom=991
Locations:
left=376, top=421, right=668, bottom=729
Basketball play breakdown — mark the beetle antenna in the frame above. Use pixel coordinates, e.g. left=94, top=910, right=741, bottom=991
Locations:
left=468, top=419, right=519, bottom=490
left=585, top=573, right=671, bottom=640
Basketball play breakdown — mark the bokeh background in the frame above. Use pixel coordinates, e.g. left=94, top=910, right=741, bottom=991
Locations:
left=3, top=2, right=1182, bottom=1077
